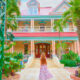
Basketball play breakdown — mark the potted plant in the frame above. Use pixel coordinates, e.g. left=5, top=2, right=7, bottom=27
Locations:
left=71, top=67, right=80, bottom=80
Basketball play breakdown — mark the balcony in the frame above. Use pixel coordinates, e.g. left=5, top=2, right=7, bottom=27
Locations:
left=11, top=26, right=77, bottom=33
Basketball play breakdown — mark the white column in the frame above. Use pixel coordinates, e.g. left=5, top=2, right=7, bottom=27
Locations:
left=51, top=19, right=54, bottom=32
left=31, top=40, right=34, bottom=56
left=77, top=40, right=80, bottom=55
left=74, top=41, right=77, bottom=53
left=52, top=41, right=55, bottom=54
left=31, top=19, right=34, bottom=32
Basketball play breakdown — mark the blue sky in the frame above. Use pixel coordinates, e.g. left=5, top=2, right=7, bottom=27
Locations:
left=21, top=0, right=28, bottom=2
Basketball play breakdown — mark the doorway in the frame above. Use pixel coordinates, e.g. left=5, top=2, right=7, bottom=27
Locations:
left=35, top=43, right=51, bottom=58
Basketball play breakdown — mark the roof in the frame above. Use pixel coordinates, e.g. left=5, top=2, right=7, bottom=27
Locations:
left=40, top=7, right=52, bottom=15
left=20, top=0, right=70, bottom=16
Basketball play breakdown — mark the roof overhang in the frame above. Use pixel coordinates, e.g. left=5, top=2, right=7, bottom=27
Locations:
left=14, top=15, right=62, bottom=20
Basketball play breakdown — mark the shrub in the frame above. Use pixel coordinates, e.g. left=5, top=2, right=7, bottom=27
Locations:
left=60, top=59, right=77, bottom=67
left=76, top=57, right=80, bottom=64
left=3, top=52, right=24, bottom=77
left=14, top=52, right=23, bottom=60
left=62, top=50, right=78, bottom=60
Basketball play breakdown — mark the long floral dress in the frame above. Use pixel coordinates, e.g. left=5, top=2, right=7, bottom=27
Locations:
left=39, top=64, right=53, bottom=80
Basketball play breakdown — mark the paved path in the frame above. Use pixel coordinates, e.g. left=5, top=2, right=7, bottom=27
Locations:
left=18, top=59, right=72, bottom=80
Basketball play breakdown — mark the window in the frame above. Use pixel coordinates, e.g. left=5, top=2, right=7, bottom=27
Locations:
left=62, top=8, right=67, bottom=12
left=29, top=7, right=38, bottom=15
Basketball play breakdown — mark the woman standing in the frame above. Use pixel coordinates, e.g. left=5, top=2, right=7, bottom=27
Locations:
left=39, top=52, right=53, bottom=80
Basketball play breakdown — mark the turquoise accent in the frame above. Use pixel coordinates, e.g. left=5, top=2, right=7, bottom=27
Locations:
left=16, top=15, right=62, bottom=19
left=23, top=22, right=30, bottom=24
left=35, top=41, right=51, bottom=44
left=39, top=21, right=46, bottom=24
left=13, top=37, right=78, bottom=41
left=62, top=41, right=73, bottom=43
left=17, top=19, right=51, bottom=21
left=23, top=41, right=29, bottom=44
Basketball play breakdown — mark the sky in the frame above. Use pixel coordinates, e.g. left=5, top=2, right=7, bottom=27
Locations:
left=21, top=0, right=28, bottom=2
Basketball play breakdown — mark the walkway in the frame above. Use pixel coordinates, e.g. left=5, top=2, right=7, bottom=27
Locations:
left=18, top=59, right=72, bottom=80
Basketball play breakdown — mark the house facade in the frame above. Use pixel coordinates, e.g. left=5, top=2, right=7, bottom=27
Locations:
left=8, top=0, right=80, bottom=58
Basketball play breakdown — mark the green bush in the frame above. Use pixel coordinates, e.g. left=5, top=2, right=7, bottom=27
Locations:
left=62, top=50, right=78, bottom=60
left=76, top=57, right=80, bottom=64
left=60, top=59, right=77, bottom=67
left=14, top=52, right=23, bottom=60
left=60, top=50, right=80, bottom=67
left=3, top=52, right=24, bottom=77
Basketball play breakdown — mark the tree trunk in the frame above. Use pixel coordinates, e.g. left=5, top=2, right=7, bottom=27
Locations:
left=76, top=19, right=80, bottom=55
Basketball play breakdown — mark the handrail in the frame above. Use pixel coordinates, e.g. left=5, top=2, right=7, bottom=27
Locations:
left=11, top=26, right=77, bottom=32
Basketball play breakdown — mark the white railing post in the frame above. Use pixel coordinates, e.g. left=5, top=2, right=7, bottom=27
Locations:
left=31, top=19, right=34, bottom=32
left=51, top=19, right=54, bottom=32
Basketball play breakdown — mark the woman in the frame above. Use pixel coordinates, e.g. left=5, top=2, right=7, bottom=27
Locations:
left=39, top=52, right=53, bottom=80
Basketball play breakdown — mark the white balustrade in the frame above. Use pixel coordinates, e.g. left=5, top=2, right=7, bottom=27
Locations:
left=12, top=26, right=77, bottom=32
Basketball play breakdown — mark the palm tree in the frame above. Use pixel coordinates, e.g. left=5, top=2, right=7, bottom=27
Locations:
left=6, top=0, right=20, bottom=30
left=62, top=0, right=80, bottom=43
left=54, top=19, right=64, bottom=59
left=5, top=0, right=20, bottom=41
left=54, top=0, right=80, bottom=56
left=0, top=0, right=20, bottom=54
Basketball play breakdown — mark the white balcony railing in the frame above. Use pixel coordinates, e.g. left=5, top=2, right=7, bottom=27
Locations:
left=12, top=26, right=77, bottom=32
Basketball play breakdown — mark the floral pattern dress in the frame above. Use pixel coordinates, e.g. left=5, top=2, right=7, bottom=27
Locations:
left=39, top=65, right=53, bottom=80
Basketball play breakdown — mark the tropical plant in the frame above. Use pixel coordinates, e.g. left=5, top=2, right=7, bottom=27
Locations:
left=2, top=52, right=24, bottom=77
left=14, top=52, right=23, bottom=60
left=56, top=41, right=68, bottom=58
left=6, top=0, right=20, bottom=30
left=62, top=50, right=78, bottom=60
left=76, top=57, right=80, bottom=65
left=54, top=20, right=64, bottom=58
left=61, top=0, right=80, bottom=43
left=60, top=59, right=77, bottom=67
left=60, top=50, right=80, bottom=67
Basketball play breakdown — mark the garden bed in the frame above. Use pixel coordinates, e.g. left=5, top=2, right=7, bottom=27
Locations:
left=2, top=74, right=20, bottom=80
left=71, top=75, right=80, bottom=80
left=65, top=67, right=78, bottom=74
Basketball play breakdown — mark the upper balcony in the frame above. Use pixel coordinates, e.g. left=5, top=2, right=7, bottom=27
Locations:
left=7, top=19, right=77, bottom=33
left=12, top=26, right=77, bottom=33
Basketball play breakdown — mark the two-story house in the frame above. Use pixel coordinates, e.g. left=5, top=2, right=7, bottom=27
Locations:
left=8, top=0, right=79, bottom=58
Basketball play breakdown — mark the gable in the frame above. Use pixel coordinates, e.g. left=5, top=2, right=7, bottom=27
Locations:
left=53, top=1, right=70, bottom=13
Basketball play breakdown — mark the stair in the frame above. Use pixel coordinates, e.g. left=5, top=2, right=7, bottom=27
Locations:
left=19, top=59, right=72, bottom=80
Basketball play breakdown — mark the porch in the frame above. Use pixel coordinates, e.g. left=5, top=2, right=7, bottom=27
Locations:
left=9, top=40, right=80, bottom=58
left=7, top=19, right=77, bottom=32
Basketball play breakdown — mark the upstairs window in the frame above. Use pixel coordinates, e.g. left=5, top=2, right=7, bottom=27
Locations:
left=62, top=8, right=67, bottom=12
left=29, top=7, right=38, bottom=15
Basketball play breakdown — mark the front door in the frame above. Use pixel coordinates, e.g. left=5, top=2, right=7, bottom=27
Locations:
left=35, top=43, right=50, bottom=58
